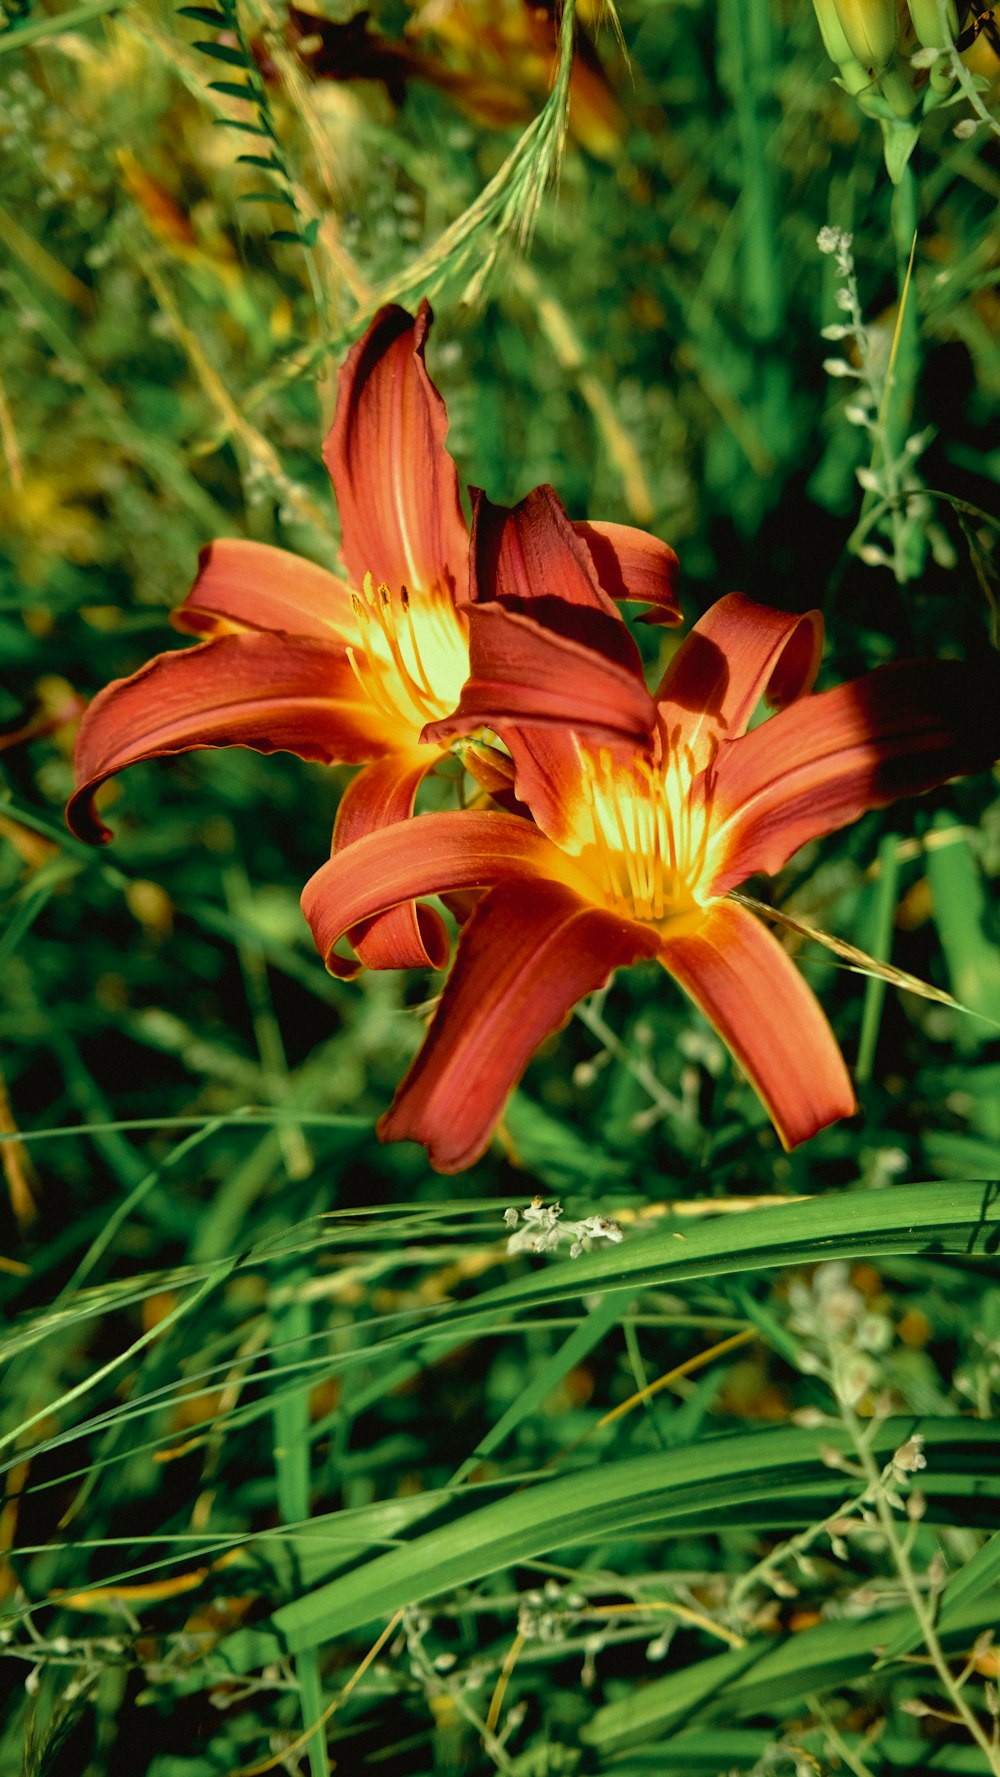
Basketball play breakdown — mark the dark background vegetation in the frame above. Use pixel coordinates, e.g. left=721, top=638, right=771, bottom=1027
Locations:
left=1, top=0, right=999, bottom=1771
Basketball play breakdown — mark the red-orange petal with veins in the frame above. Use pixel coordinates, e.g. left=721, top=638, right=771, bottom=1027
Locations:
left=422, top=602, right=656, bottom=748
left=379, top=878, right=660, bottom=1173
left=301, top=808, right=583, bottom=970
left=573, top=518, right=682, bottom=625
left=327, top=748, right=448, bottom=978
left=322, top=302, right=469, bottom=602
left=659, top=899, right=856, bottom=1150
left=472, top=484, right=615, bottom=611
left=707, top=658, right=1000, bottom=898
left=68, top=633, right=393, bottom=844
left=429, top=486, right=655, bottom=845
left=174, top=539, right=358, bottom=644
left=656, top=592, right=824, bottom=746
left=470, top=489, right=644, bottom=683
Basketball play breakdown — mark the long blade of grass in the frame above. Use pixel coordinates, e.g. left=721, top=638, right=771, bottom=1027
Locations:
left=209, top=1416, right=1000, bottom=1671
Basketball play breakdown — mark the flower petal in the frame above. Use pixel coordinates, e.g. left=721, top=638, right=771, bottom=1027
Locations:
left=328, top=749, right=449, bottom=977
left=379, top=878, right=660, bottom=1172
left=656, top=592, right=824, bottom=743
left=573, top=519, right=682, bottom=624
left=707, top=659, right=1000, bottom=897
left=175, top=539, right=358, bottom=644
left=422, top=602, right=656, bottom=747
left=68, top=633, right=392, bottom=844
left=471, top=485, right=634, bottom=645
left=659, top=899, right=856, bottom=1149
left=322, top=302, right=469, bottom=600
left=425, top=486, right=655, bottom=843
left=301, top=808, right=583, bottom=970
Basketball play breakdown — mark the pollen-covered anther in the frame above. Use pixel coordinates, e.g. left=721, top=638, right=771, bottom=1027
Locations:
left=346, top=571, right=470, bottom=737
left=578, top=743, right=713, bottom=928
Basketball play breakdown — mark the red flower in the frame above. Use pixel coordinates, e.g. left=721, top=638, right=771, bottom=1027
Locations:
left=68, top=305, right=679, bottom=973
left=302, top=493, right=1000, bottom=1172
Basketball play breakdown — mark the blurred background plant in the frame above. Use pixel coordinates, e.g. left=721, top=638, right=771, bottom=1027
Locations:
left=1, top=0, right=1000, bottom=1771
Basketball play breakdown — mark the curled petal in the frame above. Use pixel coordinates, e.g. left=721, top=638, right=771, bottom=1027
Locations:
left=436, top=486, right=655, bottom=842
left=329, top=749, right=448, bottom=977
left=301, top=809, right=582, bottom=970
left=659, top=900, right=856, bottom=1149
left=473, top=484, right=615, bottom=612
left=323, top=302, right=469, bottom=601
left=379, top=879, right=660, bottom=1172
left=470, top=489, right=645, bottom=678
left=708, top=659, right=1000, bottom=897
left=69, top=634, right=391, bottom=844
left=175, top=539, right=358, bottom=644
left=656, top=592, right=824, bottom=745
left=422, top=603, right=656, bottom=749
left=573, top=519, right=682, bottom=624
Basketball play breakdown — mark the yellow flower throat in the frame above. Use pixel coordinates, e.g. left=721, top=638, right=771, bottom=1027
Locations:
left=347, top=573, right=469, bottom=737
left=574, top=737, right=715, bottom=929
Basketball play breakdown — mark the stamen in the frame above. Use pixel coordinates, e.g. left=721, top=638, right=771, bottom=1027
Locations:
left=345, top=573, right=470, bottom=738
left=575, top=731, right=716, bottom=930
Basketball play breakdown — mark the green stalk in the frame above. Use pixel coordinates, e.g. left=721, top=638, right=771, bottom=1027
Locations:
left=856, top=832, right=900, bottom=1086
left=720, top=0, right=794, bottom=472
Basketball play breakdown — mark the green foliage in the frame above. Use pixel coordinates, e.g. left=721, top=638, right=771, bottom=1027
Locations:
left=1, top=0, right=1000, bottom=1772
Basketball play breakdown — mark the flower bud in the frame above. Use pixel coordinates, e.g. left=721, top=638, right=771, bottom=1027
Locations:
left=813, top=0, right=857, bottom=64
left=830, top=0, right=898, bottom=71
left=908, top=0, right=960, bottom=89
left=907, top=0, right=959, bottom=49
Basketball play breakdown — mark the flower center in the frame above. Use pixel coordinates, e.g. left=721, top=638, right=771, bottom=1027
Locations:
left=347, top=573, right=470, bottom=739
left=571, top=735, right=716, bottom=929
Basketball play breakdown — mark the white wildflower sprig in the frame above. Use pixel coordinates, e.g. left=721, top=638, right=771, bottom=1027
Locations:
left=817, top=226, right=954, bottom=584
left=504, top=1197, right=624, bottom=1260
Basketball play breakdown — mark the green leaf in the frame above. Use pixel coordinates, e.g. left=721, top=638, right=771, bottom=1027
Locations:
left=235, top=154, right=281, bottom=170
left=193, top=39, right=250, bottom=65
left=177, top=6, right=230, bottom=22
left=582, top=1590, right=999, bottom=1752
left=209, top=1417, right=1000, bottom=1672
left=215, top=117, right=270, bottom=135
left=424, top=1181, right=1000, bottom=1340
left=877, top=1526, right=1000, bottom=1665
left=926, top=811, right=1000, bottom=1049
left=207, top=79, right=259, bottom=100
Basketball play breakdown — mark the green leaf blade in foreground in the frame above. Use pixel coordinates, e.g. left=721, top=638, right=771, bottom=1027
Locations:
left=420, top=1179, right=1000, bottom=1338
left=581, top=1590, right=999, bottom=1754
left=212, top=1417, right=1000, bottom=1673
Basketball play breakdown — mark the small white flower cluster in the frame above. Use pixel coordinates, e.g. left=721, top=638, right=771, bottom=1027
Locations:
left=504, top=1197, right=624, bottom=1260
left=789, top=1261, right=893, bottom=1407
left=815, top=225, right=951, bottom=582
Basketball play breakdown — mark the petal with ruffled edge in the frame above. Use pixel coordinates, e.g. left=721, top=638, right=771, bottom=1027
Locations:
left=573, top=519, right=681, bottom=625
left=174, top=539, right=358, bottom=644
left=656, top=592, right=824, bottom=749
left=379, top=878, right=661, bottom=1173
left=327, top=748, right=449, bottom=978
left=659, top=899, right=856, bottom=1150
left=706, top=659, right=1000, bottom=898
left=68, top=633, right=394, bottom=844
left=301, top=808, right=588, bottom=971
left=322, top=302, right=469, bottom=602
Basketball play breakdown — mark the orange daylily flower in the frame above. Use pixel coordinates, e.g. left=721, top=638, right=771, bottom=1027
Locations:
left=68, top=305, right=680, bottom=973
left=302, top=493, right=1000, bottom=1173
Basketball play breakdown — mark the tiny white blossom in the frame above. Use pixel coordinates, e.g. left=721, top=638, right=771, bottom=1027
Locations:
left=505, top=1200, right=624, bottom=1259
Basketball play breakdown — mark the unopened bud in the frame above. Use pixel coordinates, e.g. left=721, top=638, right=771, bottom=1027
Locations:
left=908, top=0, right=959, bottom=49
left=830, top=0, right=898, bottom=71
left=813, top=0, right=857, bottom=64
